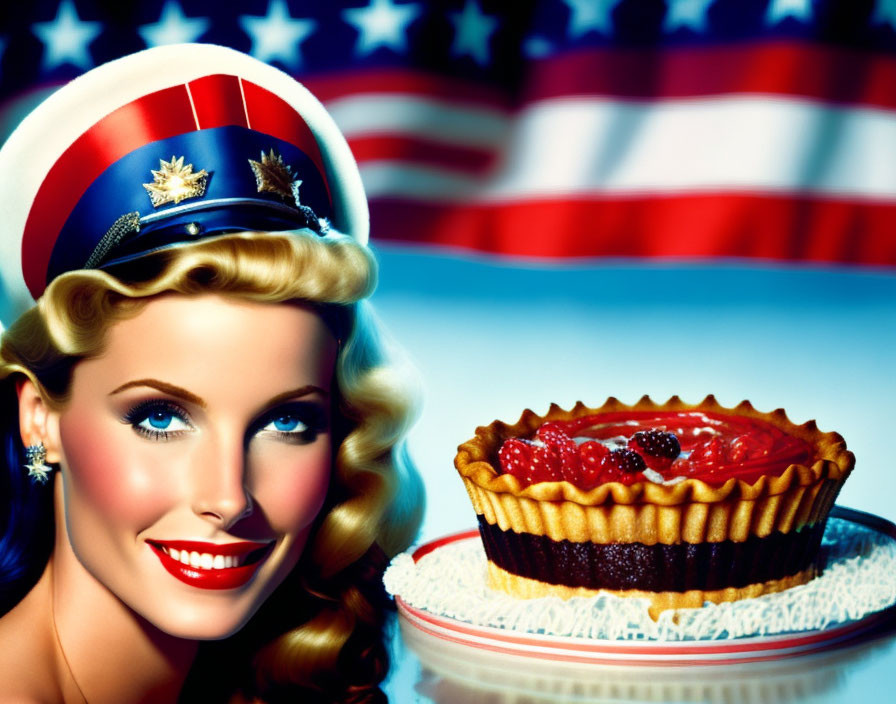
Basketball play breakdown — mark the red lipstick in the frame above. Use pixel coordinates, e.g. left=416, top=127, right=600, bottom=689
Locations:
left=148, top=540, right=273, bottom=590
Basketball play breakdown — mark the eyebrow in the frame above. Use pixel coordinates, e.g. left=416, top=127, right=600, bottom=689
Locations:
left=109, top=379, right=328, bottom=409
left=110, top=379, right=207, bottom=407
left=261, top=385, right=330, bottom=408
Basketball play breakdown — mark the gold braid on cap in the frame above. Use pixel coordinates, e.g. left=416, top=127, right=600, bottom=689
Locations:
left=84, top=212, right=141, bottom=269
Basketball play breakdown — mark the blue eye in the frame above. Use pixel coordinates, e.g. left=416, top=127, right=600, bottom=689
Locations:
left=124, top=401, right=192, bottom=439
left=255, top=402, right=327, bottom=444
left=264, top=414, right=307, bottom=434
left=140, top=411, right=190, bottom=432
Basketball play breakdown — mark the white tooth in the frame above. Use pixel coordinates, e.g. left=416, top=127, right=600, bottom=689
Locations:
left=180, top=551, right=191, bottom=565
left=200, top=553, right=213, bottom=569
left=190, top=551, right=201, bottom=568
left=213, top=554, right=225, bottom=570
left=225, top=555, right=235, bottom=568
left=169, top=548, right=179, bottom=562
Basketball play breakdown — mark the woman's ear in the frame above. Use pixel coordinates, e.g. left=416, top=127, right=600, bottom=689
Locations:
left=17, top=378, right=62, bottom=463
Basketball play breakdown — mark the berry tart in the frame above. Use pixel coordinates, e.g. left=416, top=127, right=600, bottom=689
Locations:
left=454, top=396, right=854, bottom=617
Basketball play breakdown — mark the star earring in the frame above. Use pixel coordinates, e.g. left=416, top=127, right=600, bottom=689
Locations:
left=24, top=443, right=53, bottom=484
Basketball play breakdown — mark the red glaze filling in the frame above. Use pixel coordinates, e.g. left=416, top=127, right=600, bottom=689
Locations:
left=497, top=410, right=812, bottom=489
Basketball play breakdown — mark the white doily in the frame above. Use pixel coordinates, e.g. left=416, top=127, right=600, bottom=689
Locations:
left=384, top=516, right=896, bottom=641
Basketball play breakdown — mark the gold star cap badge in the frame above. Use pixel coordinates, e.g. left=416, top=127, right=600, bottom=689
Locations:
left=248, top=149, right=302, bottom=205
left=143, top=156, right=209, bottom=207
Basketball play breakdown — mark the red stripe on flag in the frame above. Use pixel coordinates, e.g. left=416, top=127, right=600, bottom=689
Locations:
left=522, top=43, right=896, bottom=110
left=22, top=84, right=197, bottom=297
left=369, top=194, right=896, bottom=267
left=187, top=74, right=249, bottom=129
left=304, top=70, right=511, bottom=108
left=348, top=136, right=496, bottom=173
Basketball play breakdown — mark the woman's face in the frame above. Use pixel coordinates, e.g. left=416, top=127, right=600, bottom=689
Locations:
left=44, top=294, right=338, bottom=639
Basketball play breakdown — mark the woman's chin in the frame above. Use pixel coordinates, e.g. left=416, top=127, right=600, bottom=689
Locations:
left=132, top=598, right=261, bottom=642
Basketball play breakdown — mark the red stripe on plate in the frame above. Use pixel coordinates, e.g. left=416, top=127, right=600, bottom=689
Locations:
left=522, top=42, right=896, bottom=110
left=412, top=529, right=479, bottom=562
left=399, top=589, right=867, bottom=656
left=369, top=194, right=896, bottom=267
left=397, top=596, right=879, bottom=666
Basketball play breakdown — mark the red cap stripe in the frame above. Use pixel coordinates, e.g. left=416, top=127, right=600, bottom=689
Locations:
left=187, top=74, right=250, bottom=130
left=22, top=84, right=198, bottom=297
left=241, top=80, right=331, bottom=203
left=21, top=75, right=333, bottom=299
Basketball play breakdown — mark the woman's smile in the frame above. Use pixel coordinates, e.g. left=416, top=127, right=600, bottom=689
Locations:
left=147, top=539, right=276, bottom=590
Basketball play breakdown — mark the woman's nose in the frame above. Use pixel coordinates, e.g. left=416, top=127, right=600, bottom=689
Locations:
left=190, top=432, right=253, bottom=529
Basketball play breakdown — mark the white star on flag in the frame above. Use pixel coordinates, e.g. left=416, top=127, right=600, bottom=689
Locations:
left=765, top=0, right=814, bottom=25
left=342, top=0, right=421, bottom=56
left=32, top=0, right=102, bottom=72
left=664, top=0, right=715, bottom=33
left=523, top=35, right=553, bottom=59
left=449, top=0, right=499, bottom=66
left=562, top=0, right=622, bottom=38
left=872, top=0, right=896, bottom=29
left=240, top=0, right=316, bottom=67
left=138, top=1, right=210, bottom=47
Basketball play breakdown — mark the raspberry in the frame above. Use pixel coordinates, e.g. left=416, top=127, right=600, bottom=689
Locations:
left=578, top=441, right=610, bottom=489
left=601, top=448, right=646, bottom=475
left=536, top=424, right=580, bottom=482
left=497, top=425, right=579, bottom=486
left=536, top=422, right=565, bottom=439
left=498, top=438, right=537, bottom=484
left=629, top=430, right=681, bottom=459
left=530, top=447, right=564, bottom=483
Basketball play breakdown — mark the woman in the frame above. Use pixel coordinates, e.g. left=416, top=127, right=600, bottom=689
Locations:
left=0, top=45, right=423, bottom=703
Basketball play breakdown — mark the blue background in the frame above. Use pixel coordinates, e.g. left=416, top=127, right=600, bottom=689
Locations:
left=370, top=245, right=896, bottom=542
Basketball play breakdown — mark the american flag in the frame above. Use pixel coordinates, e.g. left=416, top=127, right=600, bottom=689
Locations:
left=2, top=0, right=896, bottom=267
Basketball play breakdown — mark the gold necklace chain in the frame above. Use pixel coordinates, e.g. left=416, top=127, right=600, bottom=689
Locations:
left=50, top=564, right=89, bottom=704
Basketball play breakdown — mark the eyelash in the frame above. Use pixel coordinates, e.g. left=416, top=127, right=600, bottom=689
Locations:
left=253, top=403, right=328, bottom=445
left=122, top=400, right=193, bottom=441
left=122, top=400, right=328, bottom=444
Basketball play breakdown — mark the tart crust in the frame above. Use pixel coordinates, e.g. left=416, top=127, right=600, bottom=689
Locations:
left=455, top=395, right=854, bottom=546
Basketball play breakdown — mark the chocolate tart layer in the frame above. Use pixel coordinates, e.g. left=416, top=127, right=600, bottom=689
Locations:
left=477, top=517, right=825, bottom=592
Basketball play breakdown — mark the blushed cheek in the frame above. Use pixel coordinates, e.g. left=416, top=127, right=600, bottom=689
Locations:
left=59, top=415, right=179, bottom=526
left=255, top=447, right=332, bottom=534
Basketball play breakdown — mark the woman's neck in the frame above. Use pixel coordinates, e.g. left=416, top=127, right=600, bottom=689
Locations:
left=49, top=512, right=199, bottom=703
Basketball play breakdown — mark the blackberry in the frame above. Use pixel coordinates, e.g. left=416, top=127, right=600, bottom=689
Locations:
left=603, top=448, right=647, bottom=474
left=632, top=430, right=681, bottom=459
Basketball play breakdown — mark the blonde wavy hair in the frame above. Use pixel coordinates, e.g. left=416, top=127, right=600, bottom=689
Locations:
left=0, top=230, right=424, bottom=702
